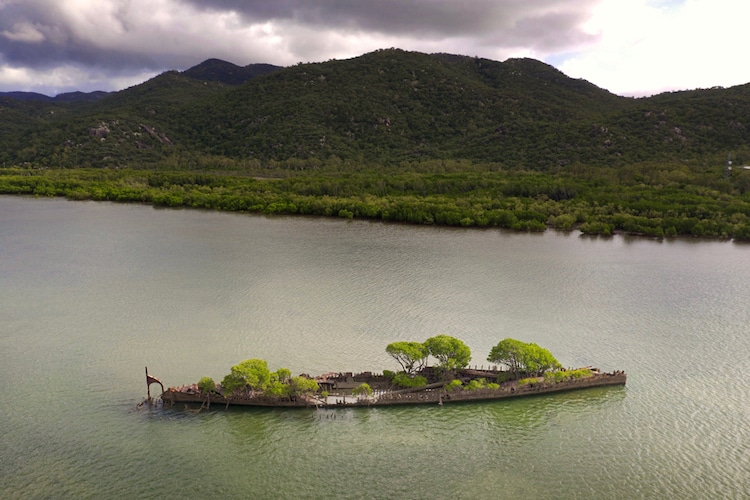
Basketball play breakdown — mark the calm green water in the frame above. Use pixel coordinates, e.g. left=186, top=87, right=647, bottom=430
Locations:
left=1, top=196, right=749, bottom=499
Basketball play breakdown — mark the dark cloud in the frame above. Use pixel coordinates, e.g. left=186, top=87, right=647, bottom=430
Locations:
left=181, top=0, right=599, bottom=49
left=0, top=0, right=601, bottom=94
left=0, top=1, right=161, bottom=71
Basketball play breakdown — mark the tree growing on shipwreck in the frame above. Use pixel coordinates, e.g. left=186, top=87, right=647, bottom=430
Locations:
left=218, top=358, right=318, bottom=399
left=385, top=341, right=428, bottom=375
left=424, top=334, right=472, bottom=371
left=487, top=338, right=562, bottom=379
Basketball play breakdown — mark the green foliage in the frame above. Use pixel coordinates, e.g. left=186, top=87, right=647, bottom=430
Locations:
left=385, top=341, right=428, bottom=374
left=392, top=373, right=428, bottom=388
left=197, top=376, right=216, bottom=393
left=352, top=383, right=373, bottom=397
left=274, top=368, right=292, bottom=384
left=4, top=49, right=750, bottom=175
left=545, top=371, right=566, bottom=383
left=382, top=370, right=396, bottom=380
left=488, top=338, right=562, bottom=377
left=544, top=368, right=594, bottom=383
left=424, top=335, right=471, bottom=370
left=460, top=378, right=499, bottom=391
left=264, top=381, right=289, bottom=397
left=288, top=376, right=319, bottom=396
left=5, top=165, right=750, bottom=240
left=445, top=379, right=463, bottom=392
left=261, top=374, right=319, bottom=399
left=517, top=377, right=541, bottom=386
left=464, top=379, right=486, bottom=391
left=487, top=338, right=527, bottom=377
left=569, top=368, right=594, bottom=379
left=524, top=344, right=563, bottom=375
left=220, top=358, right=272, bottom=396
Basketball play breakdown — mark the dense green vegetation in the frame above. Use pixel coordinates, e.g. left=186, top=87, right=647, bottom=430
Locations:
left=384, top=335, right=577, bottom=391
left=392, top=373, right=428, bottom=389
left=197, top=337, right=591, bottom=400
left=217, top=358, right=318, bottom=399
left=3, top=49, right=750, bottom=169
left=3, top=49, right=750, bottom=239
left=3, top=162, right=750, bottom=238
left=544, top=368, right=594, bottom=384
left=424, top=335, right=472, bottom=370
left=352, top=383, right=373, bottom=398
left=487, top=338, right=563, bottom=378
left=386, top=341, right=429, bottom=375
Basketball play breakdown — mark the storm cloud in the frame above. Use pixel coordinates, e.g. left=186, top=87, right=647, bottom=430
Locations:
left=180, top=0, right=599, bottom=50
left=0, top=0, right=747, bottom=97
left=0, top=0, right=600, bottom=94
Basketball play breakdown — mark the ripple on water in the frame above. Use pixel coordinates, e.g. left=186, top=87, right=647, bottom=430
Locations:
left=3, top=198, right=750, bottom=498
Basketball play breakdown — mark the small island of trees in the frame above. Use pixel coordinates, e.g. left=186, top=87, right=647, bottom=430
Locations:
left=160, top=334, right=624, bottom=408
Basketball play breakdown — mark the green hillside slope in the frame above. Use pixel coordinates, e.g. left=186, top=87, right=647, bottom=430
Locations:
left=2, top=48, right=749, bottom=170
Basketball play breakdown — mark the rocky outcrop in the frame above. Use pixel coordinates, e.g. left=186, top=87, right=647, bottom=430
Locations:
left=88, top=123, right=110, bottom=138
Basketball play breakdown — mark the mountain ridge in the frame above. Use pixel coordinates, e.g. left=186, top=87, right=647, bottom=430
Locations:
left=0, top=48, right=748, bottom=169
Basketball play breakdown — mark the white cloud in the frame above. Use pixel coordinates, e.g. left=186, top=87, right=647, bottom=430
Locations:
left=1, top=22, right=46, bottom=43
left=0, top=0, right=747, bottom=96
left=0, top=63, right=152, bottom=95
left=559, top=0, right=750, bottom=96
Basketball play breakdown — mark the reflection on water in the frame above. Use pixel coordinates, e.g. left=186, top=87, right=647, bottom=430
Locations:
left=1, top=196, right=750, bottom=498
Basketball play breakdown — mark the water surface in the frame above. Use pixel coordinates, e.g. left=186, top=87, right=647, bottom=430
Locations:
left=1, top=196, right=748, bottom=499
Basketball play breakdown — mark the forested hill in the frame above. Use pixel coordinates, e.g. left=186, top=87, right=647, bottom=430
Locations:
left=1, top=48, right=749, bottom=170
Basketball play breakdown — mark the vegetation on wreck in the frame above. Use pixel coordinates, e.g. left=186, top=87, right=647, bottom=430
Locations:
left=189, top=335, right=598, bottom=401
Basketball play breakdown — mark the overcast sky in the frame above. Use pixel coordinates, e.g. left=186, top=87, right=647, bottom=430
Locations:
left=0, top=0, right=746, bottom=97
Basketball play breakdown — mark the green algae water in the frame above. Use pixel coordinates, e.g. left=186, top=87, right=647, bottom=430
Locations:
left=1, top=196, right=749, bottom=499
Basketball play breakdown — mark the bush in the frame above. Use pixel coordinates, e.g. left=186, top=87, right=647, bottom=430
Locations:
left=517, top=377, right=541, bottom=386
left=393, top=373, right=428, bottom=388
left=352, top=383, right=373, bottom=397
left=569, top=368, right=593, bottom=379
left=464, top=379, right=486, bottom=391
left=382, top=370, right=396, bottom=380
left=544, top=368, right=594, bottom=383
left=445, top=379, right=463, bottom=392
left=288, top=376, right=319, bottom=396
left=197, top=376, right=216, bottom=393
left=545, top=371, right=568, bottom=383
left=264, top=381, right=289, bottom=398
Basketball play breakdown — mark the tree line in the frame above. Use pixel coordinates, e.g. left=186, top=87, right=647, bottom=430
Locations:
left=3, top=164, right=750, bottom=239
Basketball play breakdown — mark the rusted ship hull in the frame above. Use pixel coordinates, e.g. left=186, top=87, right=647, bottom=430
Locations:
left=160, top=371, right=626, bottom=409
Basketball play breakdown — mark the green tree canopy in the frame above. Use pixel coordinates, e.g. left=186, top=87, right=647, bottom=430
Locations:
left=352, top=382, right=373, bottom=398
left=524, top=343, right=562, bottom=375
left=197, top=376, right=216, bottom=394
left=264, top=374, right=318, bottom=399
left=486, top=338, right=527, bottom=377
left=221, top=358, right=272, bottom=396
left=288, top=376, right=319, bottom=397
left=424, top=334, right=472, bottom=370
left=385, top=341, right=429, bottom=374
left=487, top=338, right=562, bottom=377
left=274, top=367, right=292, bottom=383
